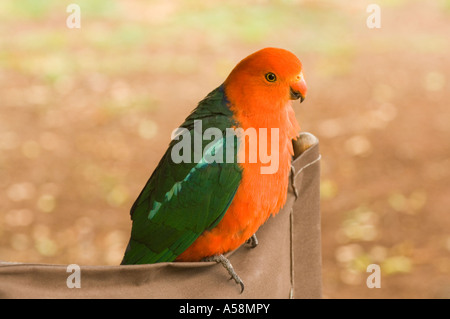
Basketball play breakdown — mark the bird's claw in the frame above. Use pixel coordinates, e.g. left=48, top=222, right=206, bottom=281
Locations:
left=204, top=254, right=245, bottom=293
left=245, top=234, right=258, bottom=248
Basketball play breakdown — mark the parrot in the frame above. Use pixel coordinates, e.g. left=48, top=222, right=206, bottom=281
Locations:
left=121, top=47, right=307, bottom=292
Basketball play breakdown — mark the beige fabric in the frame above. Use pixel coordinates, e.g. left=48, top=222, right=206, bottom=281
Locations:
left=0, top=133, right=322, bottom=299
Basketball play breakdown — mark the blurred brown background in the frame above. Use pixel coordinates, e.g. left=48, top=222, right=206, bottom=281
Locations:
left=0, top=0, right=449, bottom=298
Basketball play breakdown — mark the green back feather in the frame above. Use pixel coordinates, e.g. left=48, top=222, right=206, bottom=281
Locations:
left=121, top=85, right=242, bottom=264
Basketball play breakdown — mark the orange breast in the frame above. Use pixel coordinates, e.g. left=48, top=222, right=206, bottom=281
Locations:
left=176, top=102, right=299, bottom=261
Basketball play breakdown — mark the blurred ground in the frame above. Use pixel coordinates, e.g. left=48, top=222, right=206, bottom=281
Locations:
left=0, top=0, right=449, bottom=298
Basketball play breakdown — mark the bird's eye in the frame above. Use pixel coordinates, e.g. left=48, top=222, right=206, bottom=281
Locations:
left=265, top=72, right=277, bottom=82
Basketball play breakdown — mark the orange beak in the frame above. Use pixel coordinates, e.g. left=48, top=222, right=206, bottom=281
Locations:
left=290, top=72, right=307, bottom=102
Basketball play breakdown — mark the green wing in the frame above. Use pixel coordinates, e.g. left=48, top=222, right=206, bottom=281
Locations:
left=121, top=86, right=242, bottom=264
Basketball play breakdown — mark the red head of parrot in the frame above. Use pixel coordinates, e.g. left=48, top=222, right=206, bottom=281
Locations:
left=224, top=47, right=307, bottom=115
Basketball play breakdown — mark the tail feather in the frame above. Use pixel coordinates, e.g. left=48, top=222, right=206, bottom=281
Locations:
left=120, top=239, right=177, bottom=265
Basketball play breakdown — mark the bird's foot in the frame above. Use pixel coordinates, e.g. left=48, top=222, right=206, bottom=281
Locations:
left=204, top=254, right=244, bottom=293
left=245, top=234, right=258, bottom=248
